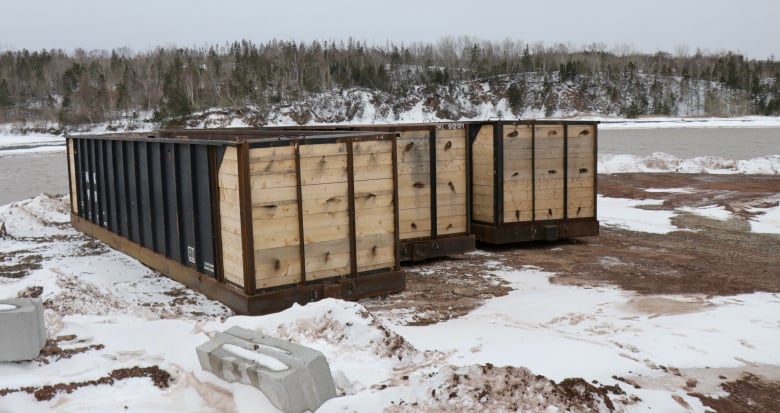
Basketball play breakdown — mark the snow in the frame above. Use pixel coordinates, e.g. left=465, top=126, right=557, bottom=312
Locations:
left=678, top=205, right=733, bottom=221
left=0, top=304, right=17, bottom=311
left=597, top=196, right=679, bottom=234
left=598, top=152, right=780, bottom=174
left=747, top=202, right=780, bottom=234
left=0, top=194, right=779, bottom=412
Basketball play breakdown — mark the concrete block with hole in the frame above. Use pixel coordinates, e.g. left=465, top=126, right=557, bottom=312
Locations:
left=197, top=326, right=337, bottom=413
left=0, top=298, right=47, bottom=362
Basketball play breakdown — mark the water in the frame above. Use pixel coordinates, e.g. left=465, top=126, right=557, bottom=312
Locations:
left=599, top=127, right=780, bottom=159
left=0, top=152, right=68, bottom=206
left=1, top=126, right=779, bottom=205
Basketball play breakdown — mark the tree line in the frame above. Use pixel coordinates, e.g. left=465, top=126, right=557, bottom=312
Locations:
left=0, top=37, right=778, bottom=129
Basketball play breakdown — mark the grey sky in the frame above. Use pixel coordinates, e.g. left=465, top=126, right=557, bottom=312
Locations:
left=2, top=0, right=778, bottom=59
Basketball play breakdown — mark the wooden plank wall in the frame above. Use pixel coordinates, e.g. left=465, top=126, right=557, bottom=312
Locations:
left=218, top=147, right=245, bottom=288
left=566, top=124, right=596, bottom=218
left=299, top=142, right=351, bottom=281
left=353, top=140, right=396, bottom=272
left=67, top=139, right=79, bottom=214
left=471, top=125, right=495, bottom=223
left=435, top=128, right=468, bottom=235
left=533, top=124, right=565, bottom=220
left=396, top=131, right=431, bottom=240
left=249, top=145, right=303, bottom=288
left=502, top=124, right=534, bottom=223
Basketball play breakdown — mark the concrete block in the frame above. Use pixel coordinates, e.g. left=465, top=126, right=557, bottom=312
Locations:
left=197, top=326, right=337, bottom=413
left=0, top=298, right=46, bottom=362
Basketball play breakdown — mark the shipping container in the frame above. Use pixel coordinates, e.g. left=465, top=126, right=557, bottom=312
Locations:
left=66, top=130, right=404, bottom=315
left=468, top=120, right=599, bottom=243
left=263, top=123, right=475, bottom=261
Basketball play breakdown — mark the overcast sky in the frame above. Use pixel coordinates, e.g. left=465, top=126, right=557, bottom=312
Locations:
left=2, top=0, right=778, bottom=59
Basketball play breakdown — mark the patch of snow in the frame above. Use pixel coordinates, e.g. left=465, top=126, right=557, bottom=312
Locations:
left=597, top=195, right=679, bottom=234
left=747, top=202, right=780, bottom=234
left=599, top=152, right=780, bottom=175
left=643, top=187, right=695, bottom=194
left=678, top=205, right=733, bottom=221
left=221, top=344, right=289, bottom=372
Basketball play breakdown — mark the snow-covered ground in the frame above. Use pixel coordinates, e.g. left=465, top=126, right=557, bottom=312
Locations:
left=1, top=120, right=779, bottom=412
left=0, top=192, right=778, bottom=412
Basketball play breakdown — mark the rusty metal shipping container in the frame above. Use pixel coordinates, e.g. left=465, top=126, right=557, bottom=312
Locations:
left=468, top=120, right=599, bottom=243
left=264, top=123, right=475, bottom=261
left=66, top=130, right=404, bottom=315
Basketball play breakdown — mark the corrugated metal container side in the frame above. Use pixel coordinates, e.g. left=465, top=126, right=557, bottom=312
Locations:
left=468, top=120, right=600, bottom=244
left=67, top=130, right=404, bottom=315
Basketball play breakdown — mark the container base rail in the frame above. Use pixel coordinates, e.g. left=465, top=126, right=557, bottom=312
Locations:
left=71, top=214, right=405, bottom=315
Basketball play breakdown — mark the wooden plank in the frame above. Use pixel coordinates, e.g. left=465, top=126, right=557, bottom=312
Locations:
left=251, top=185, right=298, bottom=204
left=250, top=171, right=298, bottom=190
left=299, top=154, right=348, bottom=185
left=252, top=200, right=298, bottom=219
left=254, top=245, right=302, bottom=288
left=503, top=207, right=534, bottom=223
left=249, top=146, right=294, bottom=163
left=438, top=214, right=468, bottom=235
left=299, top=142, right=347, bottom=157
left=303, top=211, right=350, bottom=243
left=356, top=210, right=395, bottom=237
left=398, top=161, right=430, bottom=175
left=67, top=140, right=78, bottom=213
left=472, top=203, right=494, bottom=223
left=253, top=216, right=300, bottom=248
left=352, top=139, right=393, bottom=154
left=503, top=124, right=533, bottom=139
left=221, top=231, right=244, bottom=287
left=472, top=184, right=495, bottom=196
left=356, top=233, right=396, bottom=271
left=534, top=125, right=564, bottom=139
left=301, top=182, right=349, bottom=214
left=219, top=147, right=244, bottom=287
left=567, top=124, right=596, bottom=140
left=304, top=239, right=351, bottom=281
left=472, top=124, right=495, bottom=223
left=222, top=147, right=238, bottom=161
left=355, top=193, right=394, bottom=215
left=398, top=194, right=431, bottom=209
left=435, top=128, right=468, bottom=140
left=353, top=151, right=393, bottom=170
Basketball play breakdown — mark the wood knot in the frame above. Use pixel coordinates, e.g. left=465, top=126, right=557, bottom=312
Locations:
left=548, top=130, right=558, bottom=136
left=411, top=222, right=417, bottom=229
left=413, top=182, right=425, bottom=188
left=576, top=206, right=582, bottom=216
left=371, top=245, right=377, bottom=254
left=515, top=210, right=520, bottom=221
left=548, top=208, right=553, bottom=217
left=548, top=169, right=557, bottom=174
left=448, top=182, right=455, bottom=191
left=507, top=130, right=519, bottom=137
left=579, top=168, right=588, bottom=174
left=512, top=171, right=519, bottom=177
left=404, top=142, right=414, bottom=152
left=324, top=251, right=330, bottom=261
left=274, top=259, right=281, bottom=270
left=579, top=129, right=590, bottom=136
left=444, top=141, right=452, bottom=150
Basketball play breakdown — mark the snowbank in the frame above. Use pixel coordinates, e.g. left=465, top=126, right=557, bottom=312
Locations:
left=599, top=152, right=780, bottom=174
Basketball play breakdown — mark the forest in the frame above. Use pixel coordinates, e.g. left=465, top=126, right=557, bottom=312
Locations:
left=0, top=37, right=778, bottom=130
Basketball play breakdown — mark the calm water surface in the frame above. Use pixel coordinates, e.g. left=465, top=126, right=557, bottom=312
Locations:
left=599, top=127, right=780, bottom=159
